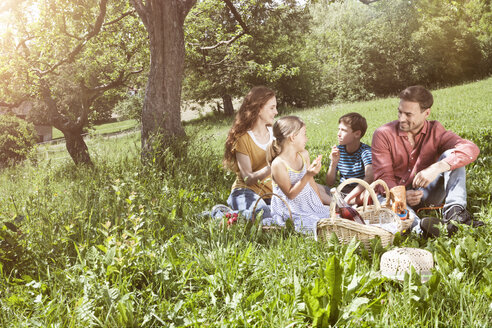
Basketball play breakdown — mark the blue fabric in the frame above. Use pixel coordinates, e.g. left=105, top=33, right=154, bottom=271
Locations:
left=416, top=149, right=467, bottom=215
left=227, top=188, right=271, bottom=220
left=337, top=143, right=372, bottom=183
left=209, top=205, right=239, bottom=220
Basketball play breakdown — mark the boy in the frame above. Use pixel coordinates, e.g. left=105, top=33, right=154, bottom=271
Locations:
left=326, top=112, right=373, bottom=205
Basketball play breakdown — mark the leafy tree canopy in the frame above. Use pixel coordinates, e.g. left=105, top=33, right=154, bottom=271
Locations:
left=183, top=0, right=317, bottom=110
left=0, top=0, right=148, bottom=164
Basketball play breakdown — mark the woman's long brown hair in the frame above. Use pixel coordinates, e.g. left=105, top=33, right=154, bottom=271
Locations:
left=223, top=86, right=276, bottom=171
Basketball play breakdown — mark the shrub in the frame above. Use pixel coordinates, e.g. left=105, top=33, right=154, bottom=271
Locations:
left=0, top=114, right=37, bottom=167
left=113, top=90, right=144, bottom=122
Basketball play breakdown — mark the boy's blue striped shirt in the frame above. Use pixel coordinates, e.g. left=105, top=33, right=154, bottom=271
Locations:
left=337, top=143, right=372, bottom=182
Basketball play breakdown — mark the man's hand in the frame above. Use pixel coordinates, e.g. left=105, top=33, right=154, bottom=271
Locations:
left=406, top=189, right=423, bottom=207
left=412, top=160, right=451, bottom=188
left=329, top=146, right=340, bottom=165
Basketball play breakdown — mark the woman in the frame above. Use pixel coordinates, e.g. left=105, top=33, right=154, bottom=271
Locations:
left=223, top=86, right=278, bottom=219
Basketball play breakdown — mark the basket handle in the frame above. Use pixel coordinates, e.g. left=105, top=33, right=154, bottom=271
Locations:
left=359, top=179, right=402, bottom=230
left=365, top=180, right=404, bottom=231
left=251, top=192, right=292, bottom=222
left=362, top=179, right=391, bottom=210
left=329, top=178, right=381, bottom=220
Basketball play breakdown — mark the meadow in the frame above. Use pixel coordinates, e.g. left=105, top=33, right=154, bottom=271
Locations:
left=0, top=78, right=491, bottom=327
left=51, top=119, right=140, bottom=140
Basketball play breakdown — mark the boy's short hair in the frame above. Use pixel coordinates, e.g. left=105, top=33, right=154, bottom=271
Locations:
left=339, top=112, right=367, bottom=138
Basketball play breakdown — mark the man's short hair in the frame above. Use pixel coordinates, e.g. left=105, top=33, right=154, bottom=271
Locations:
left=339, top=112, right=367, bottom=138
left=399, top=85, right=434, bottom=111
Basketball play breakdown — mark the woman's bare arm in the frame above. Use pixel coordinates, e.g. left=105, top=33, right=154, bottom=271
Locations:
left=236, top=152, right=271, bottom=186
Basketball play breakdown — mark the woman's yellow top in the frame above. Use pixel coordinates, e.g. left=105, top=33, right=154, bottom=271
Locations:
left=231, top=131, right=273, bottom=196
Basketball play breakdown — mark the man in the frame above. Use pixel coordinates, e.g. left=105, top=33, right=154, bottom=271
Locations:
left=371, top=85, right=483, bottom=237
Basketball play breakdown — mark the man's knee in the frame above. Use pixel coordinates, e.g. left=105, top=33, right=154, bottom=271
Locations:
left=438, top=150, right=466, bottom=171
left=438, top=150, right=466, bottom=176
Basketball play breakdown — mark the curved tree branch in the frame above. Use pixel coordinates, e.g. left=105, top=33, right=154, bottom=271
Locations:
left=36, top=0, right=109, bottom=76
left=85, top=68, right=143, bottom=103
left=39, top=80, right=75, bottom=131
left=15, top=36, right=35, bottom=54
left=359, top=0, right=380, bottom=4
left=62, top=15, right=83, bottom=40
left=0, top=100, right=23, bottom=109
left=103, top=10, right=136, bottom=26
left=222, top=0, right=250, bottom=35
left=188, top=1, right=248, bottom=52
left=197, top=31, right=246, bottom=51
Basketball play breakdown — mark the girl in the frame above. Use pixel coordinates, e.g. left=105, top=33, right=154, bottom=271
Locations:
left=266, top=116, right=331, bottom=236
left=223, top=86, right=278, bottom=219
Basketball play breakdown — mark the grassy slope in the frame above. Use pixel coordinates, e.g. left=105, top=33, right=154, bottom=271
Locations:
left=0, top=79, right=490, bottom=327
left=189, top=77, right=492, bottom=152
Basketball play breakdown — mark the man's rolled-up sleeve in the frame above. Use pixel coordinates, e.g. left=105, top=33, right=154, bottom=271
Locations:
left=439, top=130, right=480, bottom=170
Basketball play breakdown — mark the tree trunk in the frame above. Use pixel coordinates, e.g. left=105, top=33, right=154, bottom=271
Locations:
left=63, top=129, right=92, bottom=166
left=39, top=81, right=93, bottom=166
left=222, top=94, right=234, bottom=116
left=138, top=1, right=195, bottom=160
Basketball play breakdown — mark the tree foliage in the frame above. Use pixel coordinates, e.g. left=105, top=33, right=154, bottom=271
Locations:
left=0, top=114, right=36, bottom=167
left=184, top=0, right=491, bottom=109
left=0, top=0, right=148, bottom=164
left=307, top=0, right=492, bottom=101
left=183, top=0, right=317, bottom=110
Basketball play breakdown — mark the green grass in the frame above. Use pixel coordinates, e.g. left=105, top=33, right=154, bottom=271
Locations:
left=0, top=78, right=491, bottom=327
left=51, top=119, right=139, bottom=140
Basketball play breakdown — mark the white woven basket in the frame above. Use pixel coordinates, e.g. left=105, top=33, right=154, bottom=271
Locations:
left=380, top=247, right=434, bottom=282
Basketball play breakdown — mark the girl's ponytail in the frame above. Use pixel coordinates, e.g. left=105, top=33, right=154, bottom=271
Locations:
left=266, top=139, right=281, bottom=165
left=266, top=115, right=305, bottom=165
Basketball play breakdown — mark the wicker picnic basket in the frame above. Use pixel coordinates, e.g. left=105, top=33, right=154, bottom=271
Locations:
left=359, top=179, right=415, bottom=233
left=317, top=178, right=402, bottom=249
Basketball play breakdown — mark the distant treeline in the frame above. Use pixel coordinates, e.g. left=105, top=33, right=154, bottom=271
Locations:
left=183, top=0, right=492, bottom=108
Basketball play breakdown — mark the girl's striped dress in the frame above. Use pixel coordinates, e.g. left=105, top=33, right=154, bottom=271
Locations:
left=268, top=153, right=331, bottom=237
